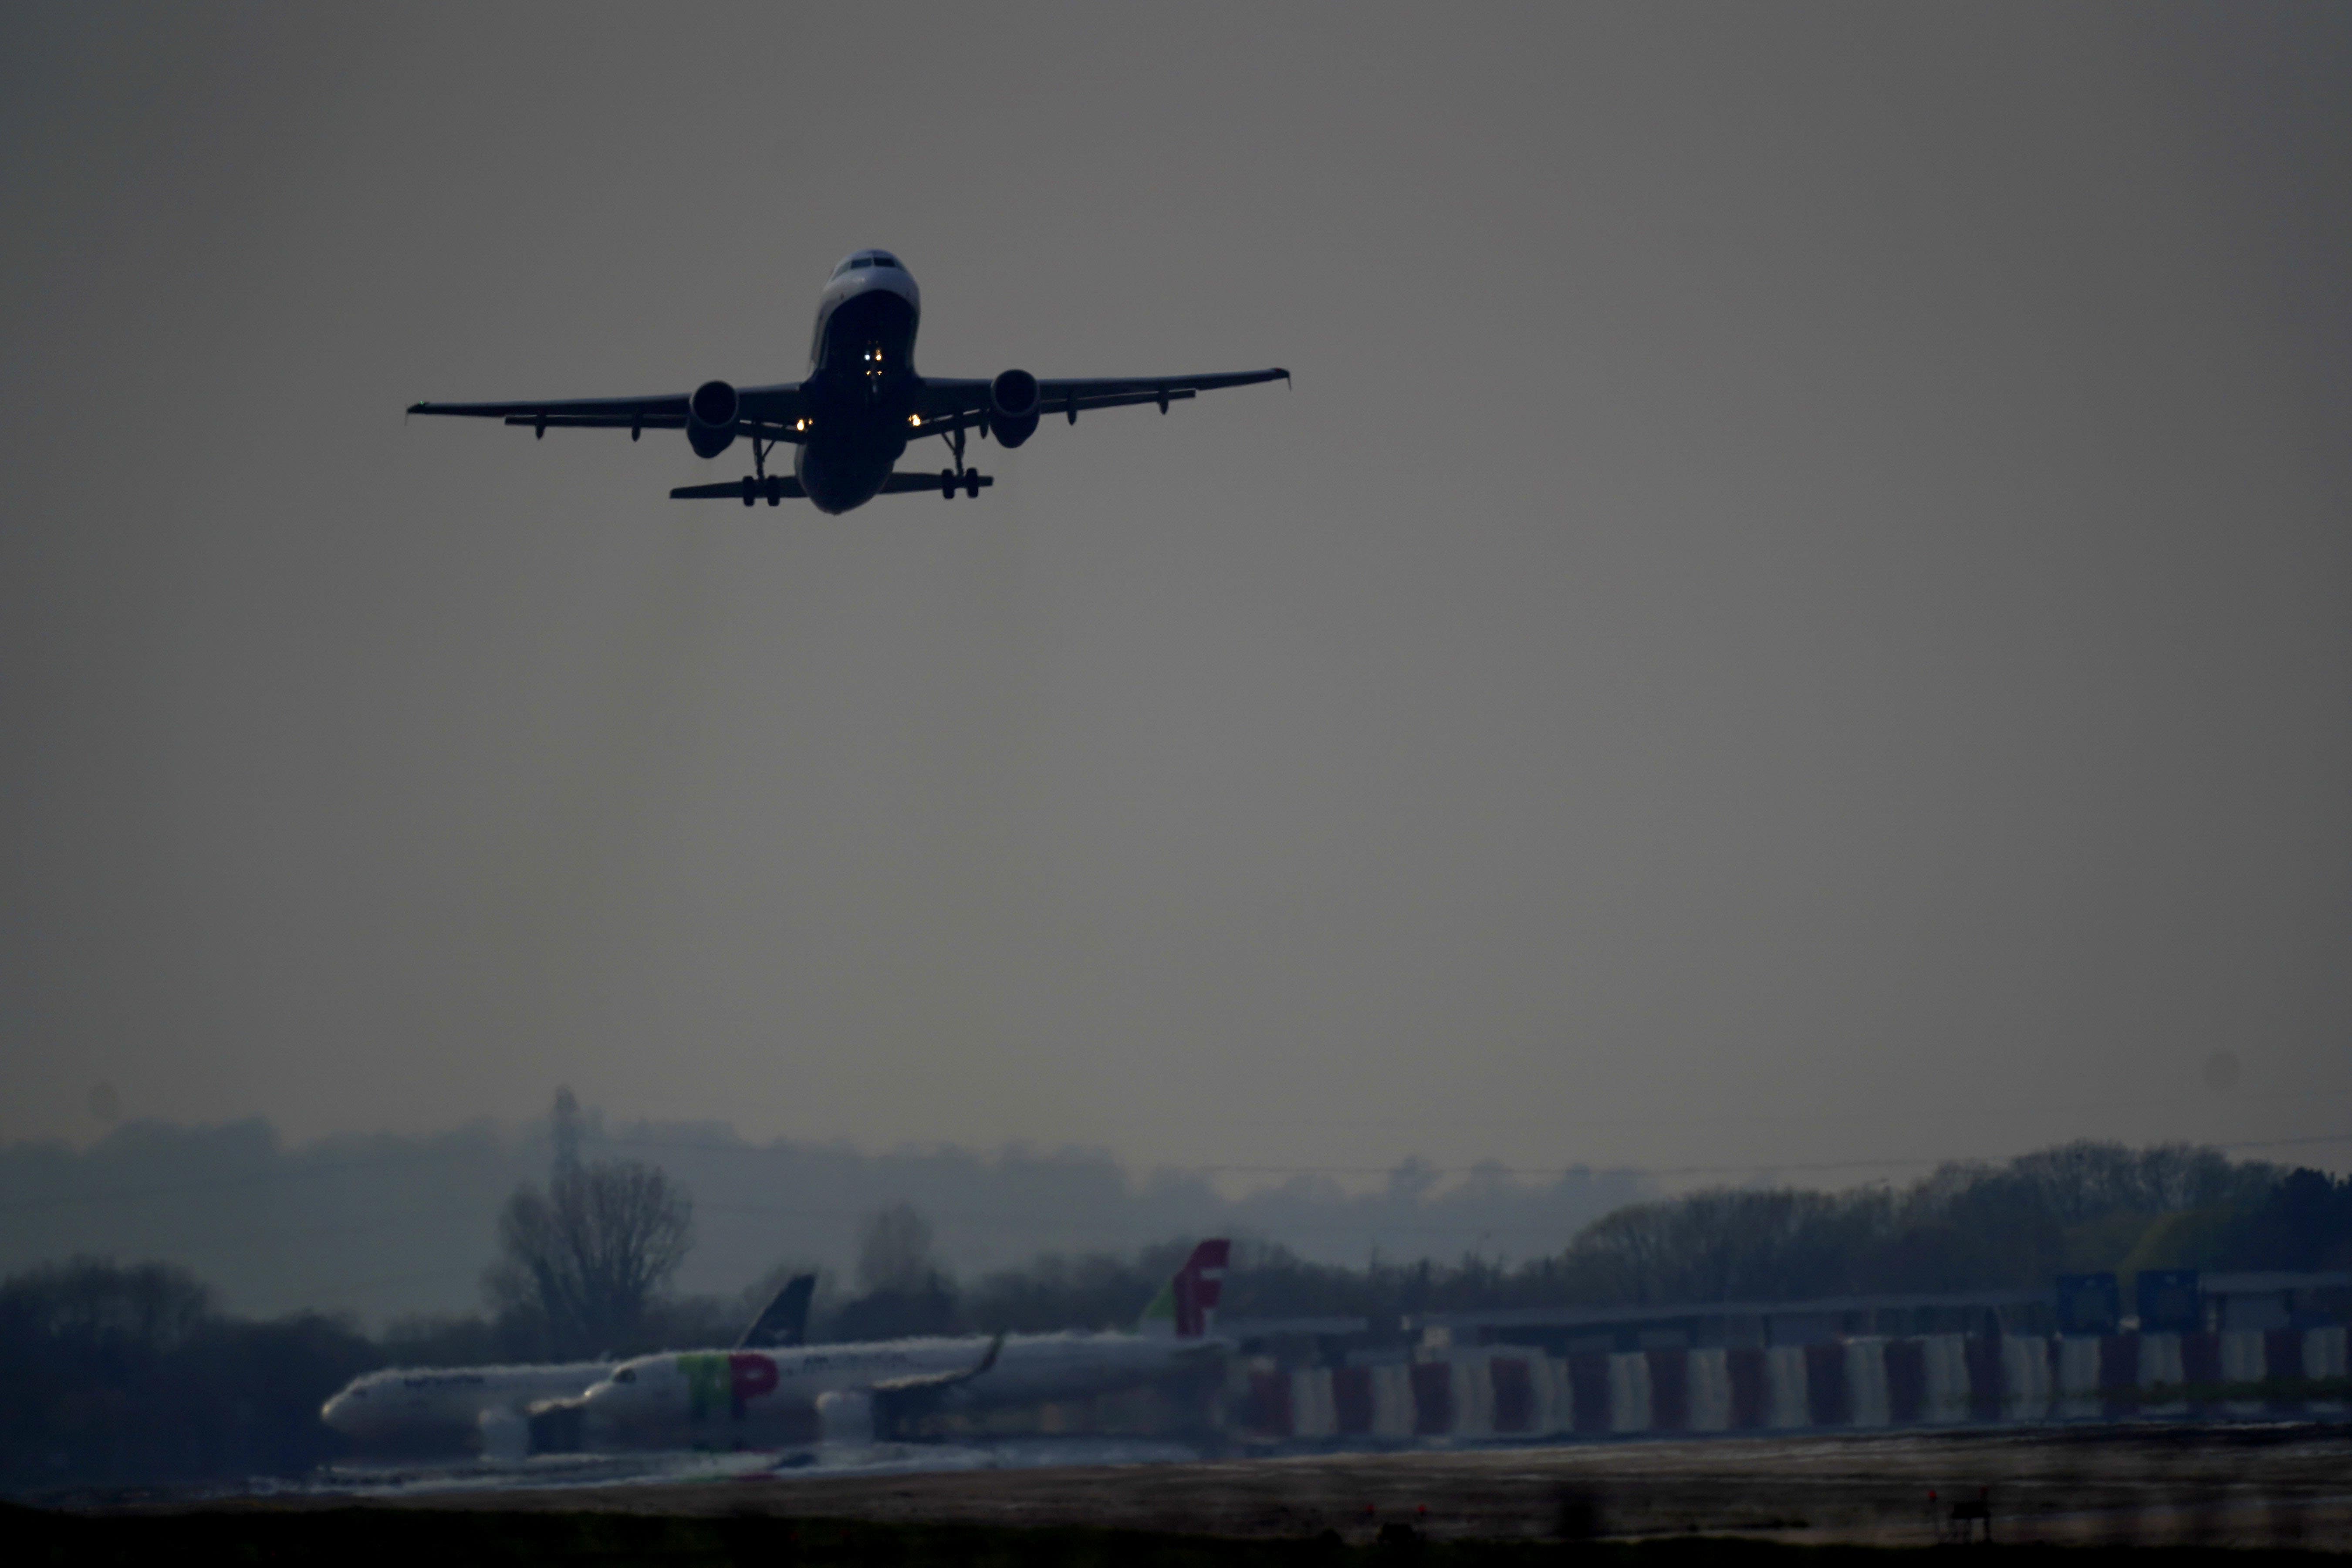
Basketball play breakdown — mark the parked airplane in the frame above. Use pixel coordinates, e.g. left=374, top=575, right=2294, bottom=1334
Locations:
left=546, top=1240, right=1230, bottom=1450
left=407, top=251, right=1285, bottom=513
left=320, top=1273, right=816, bottom=1455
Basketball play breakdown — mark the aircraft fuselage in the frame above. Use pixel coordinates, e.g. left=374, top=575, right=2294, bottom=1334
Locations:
left=795, top=256, right=925, bottom=514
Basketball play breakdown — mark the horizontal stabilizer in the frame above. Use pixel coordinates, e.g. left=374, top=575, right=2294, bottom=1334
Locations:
left=671, top=476, right=806, bottom=501
left=879, top=470, right=992, bottom=494
left=670, top=472, right=993, bottom=502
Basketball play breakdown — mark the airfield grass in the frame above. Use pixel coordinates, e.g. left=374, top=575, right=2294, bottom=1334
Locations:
left=7, top=1507, right=2350, bottom=1568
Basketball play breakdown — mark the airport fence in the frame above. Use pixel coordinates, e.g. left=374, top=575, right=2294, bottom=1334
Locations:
left=1228, top=1325, right=2352, bottom=1442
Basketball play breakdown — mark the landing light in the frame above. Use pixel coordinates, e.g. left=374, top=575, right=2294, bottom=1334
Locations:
left=908, top=415, right=921, bottom=427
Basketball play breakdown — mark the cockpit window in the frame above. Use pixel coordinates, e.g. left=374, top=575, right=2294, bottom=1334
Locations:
left=615, top=1367, right=636, bottom=1383
left=871, top=253, right=899, bottom=270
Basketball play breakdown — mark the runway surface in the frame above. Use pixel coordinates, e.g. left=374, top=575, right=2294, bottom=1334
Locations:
left=244, top=1424, right=2352, bottom=1549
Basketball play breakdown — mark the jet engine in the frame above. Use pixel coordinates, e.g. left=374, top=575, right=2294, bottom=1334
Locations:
left=686, top=379, right=739, bottom=458
left=476, top=1404, right=528, bottom=1461
left=988, top=369, right=1041, bottom=448
left=815, top=1389, right=877, bottom=1445
left=525, top=1397, right=587, bottom=1454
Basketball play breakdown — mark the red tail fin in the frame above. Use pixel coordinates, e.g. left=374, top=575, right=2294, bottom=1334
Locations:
left=1173, top=1238, right=1229, bottom=1338
left=1138, top=1239, right=1231, bottom=1338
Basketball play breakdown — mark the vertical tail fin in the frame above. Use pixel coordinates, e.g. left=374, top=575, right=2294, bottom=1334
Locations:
left=736, top=1273, right=817, bottom=1349
left=1137, top=1240, right=1230, bottom=1338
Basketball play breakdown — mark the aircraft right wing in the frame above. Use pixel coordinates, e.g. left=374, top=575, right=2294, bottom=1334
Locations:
left=407, top=382, right=809, bottom=440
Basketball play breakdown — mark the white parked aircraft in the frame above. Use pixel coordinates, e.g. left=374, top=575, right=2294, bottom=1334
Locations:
left=320, top=1274, right=814, bottom=1455
left=407, top=251, right=1286, bottom=513
left=551, top=1240, right=1230, bottom=1449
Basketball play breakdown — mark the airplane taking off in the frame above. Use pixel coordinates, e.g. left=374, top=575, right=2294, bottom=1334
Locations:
left=408, top=251, right=1287, bottom=513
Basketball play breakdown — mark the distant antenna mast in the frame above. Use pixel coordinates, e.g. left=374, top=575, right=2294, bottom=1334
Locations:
left=552, top=1085, right=581, bottom=1184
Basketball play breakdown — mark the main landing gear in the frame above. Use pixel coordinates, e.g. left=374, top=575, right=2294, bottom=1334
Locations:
left=739, top=433, right=785, bottom=506
left=936, top=423, right=986, bottom=499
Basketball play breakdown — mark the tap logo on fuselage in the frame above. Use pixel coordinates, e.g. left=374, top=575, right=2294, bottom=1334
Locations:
left=679, top=1352, right=778, bottom=1420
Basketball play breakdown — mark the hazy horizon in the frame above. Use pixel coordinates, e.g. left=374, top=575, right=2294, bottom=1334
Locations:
left=5, top=1106, right=2330, bottom=1327
left=6, top=8, right=2349, bottom=1190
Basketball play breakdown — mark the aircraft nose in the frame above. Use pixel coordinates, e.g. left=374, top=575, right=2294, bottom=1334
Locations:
left=320, top=1392, right=354, bottom=1430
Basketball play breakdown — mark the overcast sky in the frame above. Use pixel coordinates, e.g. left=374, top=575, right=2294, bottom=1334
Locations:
left=3, top=3, right=2347, bottom=1187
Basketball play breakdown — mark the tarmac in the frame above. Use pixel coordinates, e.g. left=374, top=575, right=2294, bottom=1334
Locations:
left=219, top=1423, right=2352, bottom=1550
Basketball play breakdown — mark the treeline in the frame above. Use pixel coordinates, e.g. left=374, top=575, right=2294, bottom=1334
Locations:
left=0, top=1259, right=375, bottom=1494
left=644, top=1142, right=2350, bottom=1339
left=1201, top=1145, right=2349, bottom=1324
left=4, top=1143, right=2345, bottom=1494
left=906, top=1143, right=2352, bottom=1332
left=0, top=1115, right=1646, bottom=1324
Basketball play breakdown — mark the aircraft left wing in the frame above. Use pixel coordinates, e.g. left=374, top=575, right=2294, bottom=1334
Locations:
left=912, top=368, right=1287, bottom=431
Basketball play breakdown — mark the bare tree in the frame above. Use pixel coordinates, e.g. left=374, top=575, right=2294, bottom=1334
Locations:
left=856, top=1202, right=935, bottom=1294
left=836, top=1203, right=957, bottom=1341
left=489, top=1159, right=693, bottom=1357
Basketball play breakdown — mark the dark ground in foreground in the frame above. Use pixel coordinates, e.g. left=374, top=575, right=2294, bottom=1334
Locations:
left=10, top=1507, right=2352, bottom=1568
left=26, top=1425, right=2352, bottom=1560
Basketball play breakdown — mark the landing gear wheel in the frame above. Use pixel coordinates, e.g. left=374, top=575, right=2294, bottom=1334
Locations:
left=740, top=476, right=756, bottom=507
left=940, top=469, right=956, bottom=500
left=765, top=475, right=783, bottom=506
left=964, top=472, right=982, bottom=499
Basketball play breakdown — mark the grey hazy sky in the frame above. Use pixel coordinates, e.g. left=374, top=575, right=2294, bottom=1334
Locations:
left=3, top=3, right=2347, bottom=1183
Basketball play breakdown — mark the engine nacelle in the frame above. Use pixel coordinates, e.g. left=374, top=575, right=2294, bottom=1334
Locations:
left=815, top=1389, right=876, bottom=1446
left=525, top=1397, right=586, bottom=1455
left=686, top=379, right=739, bottom=458
left=476, top=1404, right=528, bottom=1461
left=988, top=368, right=1041, bottom=448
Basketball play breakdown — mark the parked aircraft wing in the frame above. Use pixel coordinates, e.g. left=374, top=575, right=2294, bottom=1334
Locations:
left=868, top=1331, right=1004, bottom=1400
